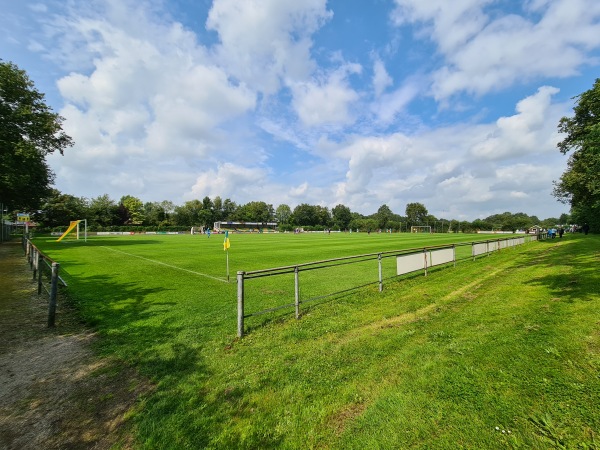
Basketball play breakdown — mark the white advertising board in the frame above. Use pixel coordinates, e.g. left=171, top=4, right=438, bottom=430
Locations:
left=428, top=248, right=454, bottom=267
left=397, top=252, right=426, bottom=276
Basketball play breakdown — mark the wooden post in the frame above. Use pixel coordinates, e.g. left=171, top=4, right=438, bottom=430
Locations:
left=294, top=266, right=300, bottom=318
left=237, top=271, right=245, bottom=338
left=48, top=262, right=59, bottom=327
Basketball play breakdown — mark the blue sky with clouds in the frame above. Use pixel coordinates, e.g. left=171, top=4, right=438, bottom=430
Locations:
left=2, top=0, right=599, bottom=220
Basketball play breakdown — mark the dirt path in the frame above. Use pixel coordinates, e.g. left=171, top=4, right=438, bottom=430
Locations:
left=0, top=241, right=148, bottom=449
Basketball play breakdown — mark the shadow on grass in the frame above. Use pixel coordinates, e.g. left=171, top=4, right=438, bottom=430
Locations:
left=65, top=238, right=163, bottom=247
left=61, top=269, right=257, bottom=448
left=517, top=235, right=600, bottom=302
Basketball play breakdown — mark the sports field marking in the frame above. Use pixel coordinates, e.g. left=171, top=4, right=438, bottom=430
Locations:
left=100, top=246, right=229, bottom=283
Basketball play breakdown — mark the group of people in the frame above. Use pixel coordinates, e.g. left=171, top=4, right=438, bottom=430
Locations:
left=548, top=223, right=590, bottom=238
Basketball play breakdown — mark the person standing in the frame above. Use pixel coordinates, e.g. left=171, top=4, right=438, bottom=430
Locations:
left=583, top=223, right=590, bottom=235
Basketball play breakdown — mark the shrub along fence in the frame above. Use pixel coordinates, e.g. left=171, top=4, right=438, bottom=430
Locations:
left=236, top=234, right=546, bottom=337
left=22, top=237, right=67, bottom=327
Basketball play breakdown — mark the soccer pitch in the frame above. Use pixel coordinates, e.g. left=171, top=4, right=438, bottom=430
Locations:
left=35, top=231, right=484, bottom=335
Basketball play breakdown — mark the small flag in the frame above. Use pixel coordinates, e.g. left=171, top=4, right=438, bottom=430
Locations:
left=223, top=230, right=230, bottom=250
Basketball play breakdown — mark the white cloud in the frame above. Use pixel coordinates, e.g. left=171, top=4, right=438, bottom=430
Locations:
left=470, top=86, right=560, bottom=159
left=371, top=80, right=420, bottom=124
left=372, top=58, right=393, bottom=97
left=48, top=1, right=257, bottom=203
left=206, top=0, right=332, bottom=93
left=393, top=0, right=600, bottom=100
left=290, top=64, right=361, bottom=127
left=332, top=86, right=569, bottom=218
left=186, top=163, right=269, bottom=201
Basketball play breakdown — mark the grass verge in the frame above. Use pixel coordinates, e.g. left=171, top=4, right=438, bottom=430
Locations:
left=32, top=233, right=599, bottom=449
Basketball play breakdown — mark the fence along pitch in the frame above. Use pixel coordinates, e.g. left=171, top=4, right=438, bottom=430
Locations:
left=236, top=235, right=546, bottom=338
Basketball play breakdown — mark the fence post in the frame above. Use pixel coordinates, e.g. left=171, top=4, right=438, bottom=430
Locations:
left=48, top=262, right=59, bottom=327
left=37, top=257, right=43, bottom=295
left=378, top=254, right=383, bottom=292
left=294, top=266, right=300, bottom=318
left=32, top=249, right=39, bottom=280
left=237, top=271, right=245, bottom=338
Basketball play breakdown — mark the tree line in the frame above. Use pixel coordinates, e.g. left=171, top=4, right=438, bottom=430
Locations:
left=34, top=190, right=569, bottom=233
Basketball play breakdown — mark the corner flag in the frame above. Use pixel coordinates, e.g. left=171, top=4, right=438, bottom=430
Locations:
left=223, top=230, right=230, bottom=251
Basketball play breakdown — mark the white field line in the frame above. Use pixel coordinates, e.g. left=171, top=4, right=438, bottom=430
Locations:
left=100, top=246, right=228, bottom=283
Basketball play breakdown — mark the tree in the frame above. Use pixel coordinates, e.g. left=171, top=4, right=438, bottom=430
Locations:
left=292, top=203, right=318, bottom=226
left=88, top=194, right=119, bottom=228
left=375, top=204, right=393, bottom=229
left=275, top=204, right=292, bottom=224
left=221, top=198, right=237, bottom=220
left=234, top=201, right=273, bottom=223
left=143, top=202, right=163, bottom=226
left=405, top=202, right=428, bottom=226
left=174, top=200, right=203, bottom=226
left=201, top=196, right=215, bottom=226
left=332, top=204, right=352, bottom=230
left=119, top=195, right=144, bottom=225
left=553, top=78, right=600, bottom=232
left=314, top=205, right=332, bottom=227
left=0, top=61, right=73, bottom=211
left=36, top=189, right=87, bottom=228
left=213, top=196, right=224, bottom=222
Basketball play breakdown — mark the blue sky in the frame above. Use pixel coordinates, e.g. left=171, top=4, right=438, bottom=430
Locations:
left=2, top=0, right=600, bottom=220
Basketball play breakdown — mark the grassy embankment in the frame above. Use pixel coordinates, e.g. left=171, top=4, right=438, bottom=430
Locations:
left=33, top=232, right=599, bottom=449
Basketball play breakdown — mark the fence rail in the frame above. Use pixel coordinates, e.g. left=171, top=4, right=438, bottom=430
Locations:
left=236, top=234, right=545, bottom=337
left=22, top=237, right=66, bottom=327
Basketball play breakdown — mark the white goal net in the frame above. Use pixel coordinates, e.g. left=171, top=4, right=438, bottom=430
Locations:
left=411, top=226, right=432, bottom=233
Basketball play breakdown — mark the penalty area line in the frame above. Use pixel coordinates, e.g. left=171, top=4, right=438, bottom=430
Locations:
left=100, top=246, right=228, bottom=283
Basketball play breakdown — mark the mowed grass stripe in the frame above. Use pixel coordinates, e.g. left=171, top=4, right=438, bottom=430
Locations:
left=100, top=245, right=229, bottom=283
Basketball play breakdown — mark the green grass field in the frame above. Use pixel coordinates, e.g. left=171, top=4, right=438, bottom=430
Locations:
left=32, top=232, right=600, bottom=449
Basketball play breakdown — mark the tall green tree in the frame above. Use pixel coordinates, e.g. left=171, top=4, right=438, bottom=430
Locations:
left=36, top=189, right=87, bottom=228
left=405, top=202, right=428, bottom=226
left=275, top=204, right=292, bottom=224
left=553, top=78, right=600, bottom=232
left=234, top=201, right=273, bottom=223
left=0, top=61, right=73, bottom=211
left=332, top=204, right=352, bottom=230
left=119, top=195, right=144, bottom=225
left=375, top=204, right=393, bottom=229
left=292, top=203, right=318, bottom=226
left=174, top=200, right=203, bottom=226
left=88, top=194, right=119, bottom=228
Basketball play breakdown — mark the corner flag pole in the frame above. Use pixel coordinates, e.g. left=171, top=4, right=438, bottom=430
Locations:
left=223, top=230, right=231, bottom=282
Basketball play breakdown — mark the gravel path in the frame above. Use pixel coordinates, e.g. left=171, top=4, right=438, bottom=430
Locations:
left=0, top=241, right=148, bottom=449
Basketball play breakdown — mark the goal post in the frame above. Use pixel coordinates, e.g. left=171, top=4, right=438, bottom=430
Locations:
left=411, top=226, right=432, bottom=233
left=56, top=219, right=87, bottom=242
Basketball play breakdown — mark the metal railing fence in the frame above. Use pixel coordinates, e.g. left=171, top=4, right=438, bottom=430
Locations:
left=23, top=237, right=67, bottom=327
left=236, top=234, right=545, bottom=337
